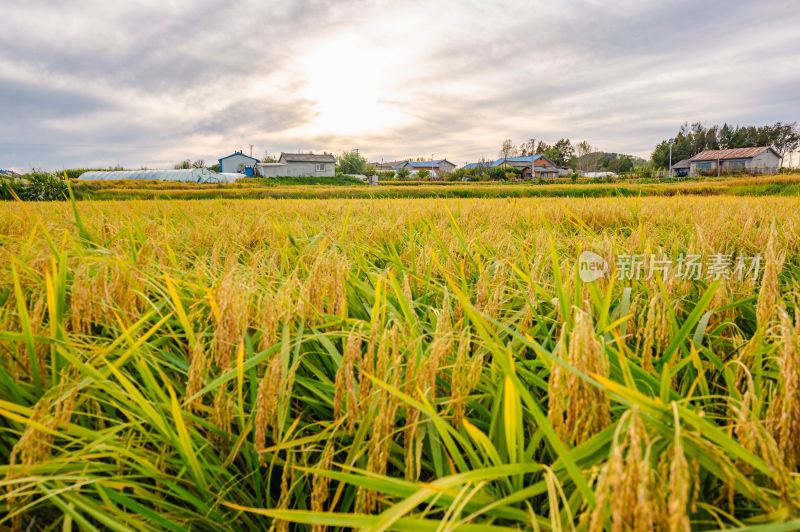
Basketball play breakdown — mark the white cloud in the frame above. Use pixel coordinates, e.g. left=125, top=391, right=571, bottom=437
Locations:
left=1, top=0, right=799, bottom=169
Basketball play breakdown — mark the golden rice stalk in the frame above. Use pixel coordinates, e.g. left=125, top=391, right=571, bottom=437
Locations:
left=334, top=325, right=363, bottom=435
left=185, top=340, right=209, bottom=410
left=767, top=308, right=800, bottom=471
left=210, top=267, right=251, bottom=369
left=589, top=408, right=657, bottom=532
left=310, top=440, right=335, bottom=532
left=638, top=293, right=670, bottom=372
left=212, top=382, right=233, bottom=447
left=549, top=310, right=611, bottom=446
left=451, top=329, right=474, bottom=426
left=733, top=376, right=796, bottom=508
left=667, top=404, right=691, bottom=532
left=359, top=328, right=403, bottom=513
left=254, top=354, right=283, bottom=461
left=269, top=451, right=294, bottom=532
left=756, top=225, right=784, bottom=331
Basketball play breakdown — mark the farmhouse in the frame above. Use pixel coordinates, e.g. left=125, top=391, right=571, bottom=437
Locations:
left=672, top=159, right=691, bottom=177
left=499, top=155, right=558, bottom=179
left=396, top=159, right=456, bottom=178
left=467, top=155, right=559, bottom=179
left=256, top=153, right=336, bottom=178
left=688, top=147, right=780, bottom=176
left=218, top=151, right=258, bottom=175
left=372, top=161, right=405, bottom=172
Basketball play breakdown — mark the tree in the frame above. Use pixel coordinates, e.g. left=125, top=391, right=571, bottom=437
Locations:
left=261, top=151, right=276, bottom=163
left=519, top=139, right=536, bottom=156
left=575, top=141, right=593, bottom=172
left=396, top=168, right=410, bottom=180
left=769, top=122, right=800, bottom=168
left=551, top=138, right=574, bottom=166
left=192, top=160, right=205, bottom=169
left=364, top=164, right=377, bottom=177
left=653, top=121, right=800, bottom=169
left=174, top=159, right=191, bottom=169
left=417, top=169, right=430, bottom=179
left=499, top=139, right=518, bottom=159
left=534, top=140, right=552, bottom=155
left=337, top=151, right=368, bottom=175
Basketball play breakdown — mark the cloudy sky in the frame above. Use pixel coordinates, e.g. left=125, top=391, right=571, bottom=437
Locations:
left=1, top=0, right=799, bottom=170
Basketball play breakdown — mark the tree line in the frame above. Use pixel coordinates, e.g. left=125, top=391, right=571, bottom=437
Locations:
left=651, top=122, right=800, bottom=169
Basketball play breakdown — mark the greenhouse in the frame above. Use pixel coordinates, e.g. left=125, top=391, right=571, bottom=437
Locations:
left=78, top=169, right=241, bottom=184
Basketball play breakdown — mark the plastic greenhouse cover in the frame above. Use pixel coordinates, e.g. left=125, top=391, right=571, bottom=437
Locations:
left=78, top=169, right=241, bottom=183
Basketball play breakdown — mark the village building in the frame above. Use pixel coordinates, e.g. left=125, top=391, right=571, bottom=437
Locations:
left=671, top=159, right=691, bottom=177
left=256, top=152, right=336, bottom=178
left=371, top=161, right=406, bottom=172
left=464, top=155, right=560, bottom=179
left=218, top=151, right=258, bottom=175
left=395, top=159, right=456, bottom=178
left=688, top=147, right=780, bottom=176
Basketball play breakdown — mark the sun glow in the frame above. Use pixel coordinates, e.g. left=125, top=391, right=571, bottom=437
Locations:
left=293, top=33, right=418, bottom=137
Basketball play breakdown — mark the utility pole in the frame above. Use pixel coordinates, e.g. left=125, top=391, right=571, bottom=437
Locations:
left=529, top=138, right=536, bottom=178
left=250, top=145, right=253, bottom=158
left=668, top=138, right=674, bottom=179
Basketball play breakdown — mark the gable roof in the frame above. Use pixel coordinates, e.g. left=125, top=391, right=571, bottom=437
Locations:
left=463, top=162, right=491, bottom=169
left=218, top=152, right=258, bottom=163
left=279, top=153, right=336, bottom=163
left=689, top=147, right=776, bottom=162
left=371, top=161, right=405, bottom=169
left=403, top=159, right=452, bottom=168
left=672, top=159, right=691, bottom=169
left=491, top=154, right=556, bottom=167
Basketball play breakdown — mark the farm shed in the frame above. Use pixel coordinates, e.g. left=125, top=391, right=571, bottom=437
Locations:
left=78, top=169, right=239, bottom=183
left=218, top=152, right=259, bottom=175
left=273, top=153, right=336, bottom=177
left=672, top=159, right=691, bottom=177
left=688, top=147, right=780, bottom=176
left=395, top=159, right=456, bottom=178
left=255, top=162, right=288, bottom=178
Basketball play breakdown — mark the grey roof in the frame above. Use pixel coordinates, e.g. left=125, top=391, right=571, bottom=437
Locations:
left=279, top=153, right=336, bottom=163
left=689, top=146, right=776, bottom=162
left=672, top=159, right=691, bottom=169
left=219, top=152, right=258, bottom=162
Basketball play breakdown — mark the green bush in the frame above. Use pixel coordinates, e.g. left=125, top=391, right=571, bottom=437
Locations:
left=488, top=167, right=506, bottom=180
left=1, top=172, right=69, bottom=201
left=417, top=169, right=430, bottom=179
left=396, top=168, right=410, bottom=180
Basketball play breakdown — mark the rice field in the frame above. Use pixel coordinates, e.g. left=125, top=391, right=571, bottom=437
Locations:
left=1, top=195, right=800, bottom=530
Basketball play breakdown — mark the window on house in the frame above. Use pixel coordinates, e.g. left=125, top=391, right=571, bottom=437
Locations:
left=696, top=162, right=712, bottom=171
left=316, top=163, right=325, bottom=172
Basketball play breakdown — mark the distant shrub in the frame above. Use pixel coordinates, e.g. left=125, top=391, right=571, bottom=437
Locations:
left=396, top=168, right=410, bottom=180
left=489, top=167, right=506, bottom=180
left=417, top=169, right=430, bottom=179
left=1, top=172, right=68, bottom=201
left=383, top=171, right=395, bottom=180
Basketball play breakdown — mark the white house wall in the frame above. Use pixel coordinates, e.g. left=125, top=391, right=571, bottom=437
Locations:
left=220, top=154, right=257, bottom=173
left=750, top=150, right=780, bottom=172
left=261, top=161, right=335, bottom=177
